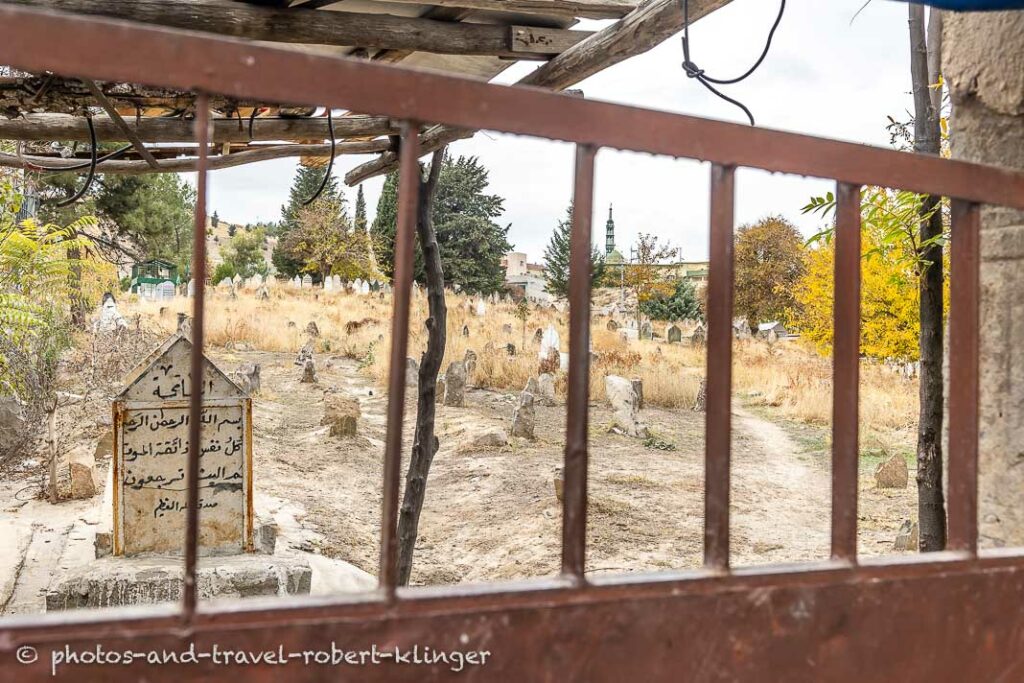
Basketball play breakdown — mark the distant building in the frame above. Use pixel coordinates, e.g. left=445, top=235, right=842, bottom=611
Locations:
left=757, top=321, right=788, bottom=340
left=658, top=260, right=710, bottom=286
left=130, top=258, right=179, bottom=301
left=605, top=205, right=625, bottom=265
left=502, top=251, right=551, bottom=302
left=602, top=204, right=707, bottom=286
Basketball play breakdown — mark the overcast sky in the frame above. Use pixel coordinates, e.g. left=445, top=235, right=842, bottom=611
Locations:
left=202, top=0, right=915, bottom=263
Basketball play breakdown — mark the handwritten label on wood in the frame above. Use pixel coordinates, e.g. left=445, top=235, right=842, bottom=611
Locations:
left=508, top=26, right=587, bottom=56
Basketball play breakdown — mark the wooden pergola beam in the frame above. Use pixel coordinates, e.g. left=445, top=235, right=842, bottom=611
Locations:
left=4, top=0, right=592, bottom=59
left=294, top=0, right=637, bottom=19
left=83, top=80, right=161, bottom=169
left=344, top=0, right=731, bottom=185
left=0, top=139, right=391, bottom=174
left=0, top=113, right=399, bottom=143
left=355, top=0, right=638, bottom=20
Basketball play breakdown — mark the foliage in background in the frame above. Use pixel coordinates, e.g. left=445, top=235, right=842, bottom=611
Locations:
left=354, top=184, right=368, bottom=234
left=273, top=165, right=343, bottom=277
left=0, top=180, right=115, bottom=463
left=798, top=187, right=949, bottom=363
left=622, top=233, right=675, bottom=322
left=278, top=196, right=380, bottom=282
left=370, top=172, right=398, bottom=278
left=220, top=228, right=268, bottom=280
left=37, top=171, right=195, bottom=271
left=796, top=224, right=921, bottom=361
left=1, top=181, right=114, bottom=358
left=639, top=277, right=703, bottom=322
left=371, top=154, right=512, bottom=293
left=733, top=215, right=806, bottom=326
left=802, top=187, right=946, bottom=273
left=542, top=203, right=607, bottom=299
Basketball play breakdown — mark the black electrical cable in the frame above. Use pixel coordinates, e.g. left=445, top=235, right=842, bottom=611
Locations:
left=300, top=108, right=336, bottom=206
left=680, top=0, right=785, bottom=125
left=28, top=144, right=133, bottom=172
left=35, top=115, right=100, bottom=207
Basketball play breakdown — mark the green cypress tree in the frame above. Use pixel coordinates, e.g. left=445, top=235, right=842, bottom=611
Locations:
left=370, top=155, right=511, bottom=293
left=370, top=172, right=399, bottom=279
left=542, top=203, right=607, bottom=299
left=280, top=164, right=341, bottom=233
left=639, top=278, right=703, bottom=322
left=354, top=184, right=368, bottom=233
left=274, top=164, right=342, bottom=277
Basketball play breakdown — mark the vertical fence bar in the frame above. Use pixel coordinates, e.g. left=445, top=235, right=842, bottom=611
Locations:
left=948, top=200, right=980, bottom=554
left=831, top=182, right=861, bottom=562
left=561, top=144, right=597, bottom=582
left=378, top=122, right=421, bottom=596
left=183, top=92, right=210, bottom=620
left=704, top=164, right=734, bottom=570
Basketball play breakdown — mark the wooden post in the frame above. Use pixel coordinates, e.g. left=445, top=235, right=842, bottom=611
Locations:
left=395, top=148, right=447, bottom=586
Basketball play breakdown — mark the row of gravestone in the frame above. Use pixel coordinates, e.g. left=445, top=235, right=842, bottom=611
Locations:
left=216, top=273, right=266, bottom=291
left=293, top=275, right=390, bottom=295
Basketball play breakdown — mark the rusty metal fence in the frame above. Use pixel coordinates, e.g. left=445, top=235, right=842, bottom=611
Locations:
left=3, top=4, right=1024, bottom=681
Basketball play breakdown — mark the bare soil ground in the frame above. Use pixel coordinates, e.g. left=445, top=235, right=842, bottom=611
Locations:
left=0, top=346, right=919, bottom=614
left=232, top=350, right=917, bottom=585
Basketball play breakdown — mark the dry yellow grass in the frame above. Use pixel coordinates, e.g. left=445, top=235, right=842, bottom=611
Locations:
left=123, top=286, right=916, bottom=432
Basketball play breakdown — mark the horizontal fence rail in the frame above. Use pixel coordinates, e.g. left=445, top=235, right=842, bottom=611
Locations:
left=2, top=5, right=1024, bottom=210
left=0, top=3, right=1017, bottom=681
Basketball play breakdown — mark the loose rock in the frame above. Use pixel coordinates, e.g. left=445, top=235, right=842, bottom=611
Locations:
left=605, top=375, right=649, bottom=438
left=536, top=373, right=557, bottom=406
left=322, top=394, right=360, bottom=437
left=874, top=454, right=909, bottom=489
left=233, top=363, right=261, bottom=395
left=68, top=444, right=99, bottom=499
left=300, top=359, right=318, bottom=384
left=406, top=357, right=419, bottom=388
left=472, top=427, right=508, bottom=448
left=893, top=519, right=919, bottom=551
left=510, top=391, right=536, bottom=439
left=444, top=361, right=467, bottom=407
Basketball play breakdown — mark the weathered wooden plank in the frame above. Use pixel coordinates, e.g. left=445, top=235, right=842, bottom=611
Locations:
left=508, top=25, right=583, bottom=54
left=368, top=0, right=638, bottom=20
left=345, top=0, right=731, bottom=184
left=520, top=0, right=731, bottom=90
left=0, top=139, right=391, bottom=174
left=0, top=112, right=398, bottom=143
left=83, top=80, right=161, bottom=168
left=4, top=0, right=592, bottom=58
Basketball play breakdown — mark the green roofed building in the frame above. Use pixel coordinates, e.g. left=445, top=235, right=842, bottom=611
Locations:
left=130, top=258, right=179, bottom=301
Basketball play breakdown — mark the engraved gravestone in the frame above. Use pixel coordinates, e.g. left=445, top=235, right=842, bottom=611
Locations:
left=112, top=334, right=253, bottom=557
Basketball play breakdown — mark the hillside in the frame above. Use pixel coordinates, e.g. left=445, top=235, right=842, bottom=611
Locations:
left=206, top=216, right=277, bottom=274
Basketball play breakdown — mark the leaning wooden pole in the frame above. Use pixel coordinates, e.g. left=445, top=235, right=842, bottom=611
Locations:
left=395, top=147, right=447, bottom=586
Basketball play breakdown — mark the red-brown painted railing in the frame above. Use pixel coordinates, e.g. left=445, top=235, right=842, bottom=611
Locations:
left=0, top=4, right=1017, bottom=680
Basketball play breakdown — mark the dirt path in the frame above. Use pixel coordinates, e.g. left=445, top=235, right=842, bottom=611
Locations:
left=236, top=351, right=849, bottom=585
left=730, top=405, right=831, bottom=566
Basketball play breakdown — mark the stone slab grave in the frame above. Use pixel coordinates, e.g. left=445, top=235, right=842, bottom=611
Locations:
left=47, top=333, right=310, bottom=610
left=114, top=333, right=253, bottom=556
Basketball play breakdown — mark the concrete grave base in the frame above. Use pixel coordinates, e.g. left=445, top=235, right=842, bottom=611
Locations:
left=45, top=554, right=311, bottom=611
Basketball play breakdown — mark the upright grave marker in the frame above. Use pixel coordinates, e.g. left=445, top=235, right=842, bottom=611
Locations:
left=112, top=334, right=253, bottom=556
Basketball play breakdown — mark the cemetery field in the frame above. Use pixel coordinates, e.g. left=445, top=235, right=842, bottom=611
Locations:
left=0, top=287, right=923, bottom=614
left=200, top=347, right=918, bottom=582
left=128, top=288, right=918, bottom=580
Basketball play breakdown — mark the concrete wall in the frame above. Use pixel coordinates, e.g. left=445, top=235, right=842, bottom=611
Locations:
left=946, top=11, right=1024, bottom=547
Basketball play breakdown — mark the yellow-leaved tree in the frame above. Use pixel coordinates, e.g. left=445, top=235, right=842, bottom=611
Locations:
left=796, top=223, right=922, bottom=362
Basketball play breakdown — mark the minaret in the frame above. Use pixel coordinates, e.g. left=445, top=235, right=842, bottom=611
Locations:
left=605, top=204, right=615, bottom=255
